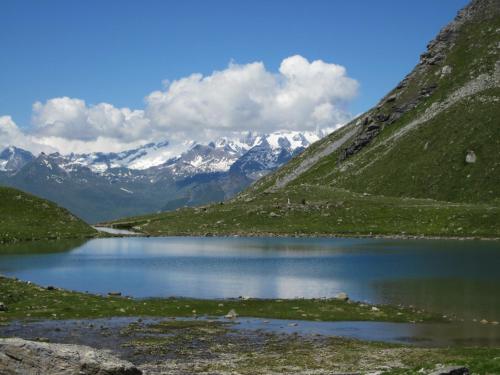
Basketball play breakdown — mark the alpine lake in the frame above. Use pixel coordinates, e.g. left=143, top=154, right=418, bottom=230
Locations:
left=1, top=236, right=500, bottom=347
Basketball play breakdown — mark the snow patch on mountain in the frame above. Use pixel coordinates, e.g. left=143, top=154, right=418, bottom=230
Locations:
left=0, top=129, right=327, bottom=177
left=0, top=146, right=36, bottom=172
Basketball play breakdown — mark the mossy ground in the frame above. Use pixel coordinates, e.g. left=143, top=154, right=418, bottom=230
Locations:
left=38, top=318, right=500, bottom=374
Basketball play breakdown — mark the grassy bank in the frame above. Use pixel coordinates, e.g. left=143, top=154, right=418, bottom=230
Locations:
left=107, top=186, right=500, bottom=239
left=0, top=186, right=98, bottom=244
left=0, top=276, right=447, bottom=324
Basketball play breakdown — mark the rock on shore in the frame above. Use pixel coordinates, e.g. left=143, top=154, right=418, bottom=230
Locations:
left=0, top=337, right=141, bottom=375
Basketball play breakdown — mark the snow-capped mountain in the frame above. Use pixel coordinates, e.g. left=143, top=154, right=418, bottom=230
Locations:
left=55, top=140, right=175, bottom=173
left=0, top=130, right=325, bottom=222
left=12, top=130, right=323, bottom=177
left=0, top=146, right=35, bottom=172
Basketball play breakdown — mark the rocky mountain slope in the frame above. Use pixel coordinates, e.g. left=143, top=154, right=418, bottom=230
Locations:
left=0, top=186, right=97, bottom=243
left=107, top=0, right=500, bottom=238
left=0, top=131, right=322, bottom=222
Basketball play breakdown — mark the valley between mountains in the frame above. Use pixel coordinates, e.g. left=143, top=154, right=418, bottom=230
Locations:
left=0, top=131, right=322, bottom=223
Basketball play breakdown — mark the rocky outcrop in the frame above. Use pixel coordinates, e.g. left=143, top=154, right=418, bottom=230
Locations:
left=0, top=338, right=141, bottom=375
left=338, top=0, right=500, bottom=162
left=262, top=0, right=499, bottom=191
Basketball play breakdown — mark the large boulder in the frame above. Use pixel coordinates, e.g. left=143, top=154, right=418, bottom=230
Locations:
left=0, top=338, right=141, bottom=375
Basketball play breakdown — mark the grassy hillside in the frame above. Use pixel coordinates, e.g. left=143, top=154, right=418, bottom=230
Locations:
left=108, top=0, right=500, bottom=238
left=0, top=186, right=97, bottom=243
left=108, top=186, right=499, bottom=238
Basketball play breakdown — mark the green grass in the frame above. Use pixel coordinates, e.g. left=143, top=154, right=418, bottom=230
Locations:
left=108, top=185, right=500, bottom=238
left=0, top=275, right=446, bottom=323
left=0, top=186, right=97, bottom=244
left=282, top=15, right=500, bottom=205
left=294, top=89, right=500, bottom=204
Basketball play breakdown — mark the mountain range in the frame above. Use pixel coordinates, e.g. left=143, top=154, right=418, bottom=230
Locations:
left=0, top=131, right=323, bottom=222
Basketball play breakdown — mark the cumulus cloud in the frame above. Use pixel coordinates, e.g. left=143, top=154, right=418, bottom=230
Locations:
left=146, top=55, right=357, bottom=137
left=32, top=97, right=151, bottom=142
left=0, top=116, right=55, bottom=154
left=2, top=55, right=358, bottom=154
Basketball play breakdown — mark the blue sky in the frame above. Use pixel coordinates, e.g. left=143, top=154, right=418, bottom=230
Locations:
left=0, top=0, right=469, bottom=153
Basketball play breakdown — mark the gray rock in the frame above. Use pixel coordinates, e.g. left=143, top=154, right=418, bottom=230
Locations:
left=0, top=338, right=141, bottom=375
left=465, top=150, right=476, bottom=163
left=440, top=65, right=453, bottom=77
left=225, top=309, right=238, bottom=319
left=428, top=365, right=469, bottom=375
left=334, top=292, right=349, bottom=301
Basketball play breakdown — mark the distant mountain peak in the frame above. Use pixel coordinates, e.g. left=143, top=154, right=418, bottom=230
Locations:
left=0, top=146, right=35, bottom=172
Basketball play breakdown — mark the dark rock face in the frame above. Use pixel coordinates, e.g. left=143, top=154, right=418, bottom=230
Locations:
left=0, top=338, right=141, bottom=375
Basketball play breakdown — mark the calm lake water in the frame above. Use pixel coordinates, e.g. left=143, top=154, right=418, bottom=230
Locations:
left=1, top=237, right=499, bottom=323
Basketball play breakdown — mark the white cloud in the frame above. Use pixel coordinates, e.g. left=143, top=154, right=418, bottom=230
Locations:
left=2, top=55, right=358, bottom=154
left=32, top=97, right=151, bottom=142
left=0, top=116, right=55, bottom=154
left=146, top=55, right=357, bottom=136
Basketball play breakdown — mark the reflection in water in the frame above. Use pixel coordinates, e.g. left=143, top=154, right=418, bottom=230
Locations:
left=0, top=239, right=89, bottom=255
left=373, top=278, right=500, bottom=321
left=234, top=319, right=500, bottom=347
left=0, top=237, right=499, bottom=325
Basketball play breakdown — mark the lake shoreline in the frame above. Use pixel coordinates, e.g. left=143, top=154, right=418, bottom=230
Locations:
left=3, top=317, right=497, bottom=375
left=101, top=224, right=500, bottom=242
left=1, top=275, right=500, bottom=373
left=0, top=275, right=447, bottom=324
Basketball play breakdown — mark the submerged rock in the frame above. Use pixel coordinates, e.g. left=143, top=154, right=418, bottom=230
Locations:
left=428, top=365, right=469, bottom=375
left=0, top=337, right=141, bottom=375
